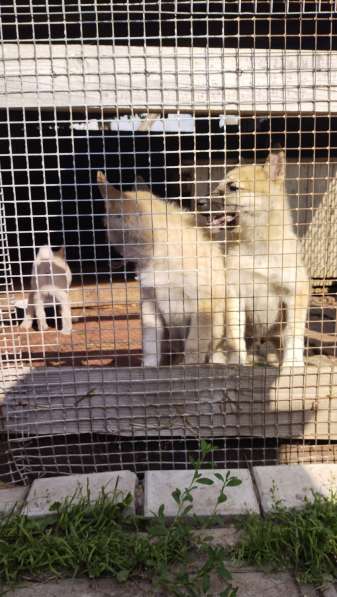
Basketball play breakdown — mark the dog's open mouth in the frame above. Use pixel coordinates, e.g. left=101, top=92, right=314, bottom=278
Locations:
left=198, top=199, right=240, bottom=230
left=209, top=204, right=239, bottom=230
left=211, top=212, right=239, bottom=229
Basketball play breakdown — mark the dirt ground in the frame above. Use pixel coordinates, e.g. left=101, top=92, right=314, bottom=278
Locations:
left=2, top=281, right=142, bottom=368
left=7, top=305, right=142, bottom=368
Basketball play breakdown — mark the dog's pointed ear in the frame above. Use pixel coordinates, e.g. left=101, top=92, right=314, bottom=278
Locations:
left=56, top=246, right=65, bottom=259
left=263, top=151, right=285, bottom=182
left=97, top=171, right=121, bottom=212
left=134, top=175, right=150, bottom=192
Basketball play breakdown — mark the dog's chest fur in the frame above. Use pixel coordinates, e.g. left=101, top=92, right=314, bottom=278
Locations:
left=227, top=204, right=305, bottom=332
left=138, top=221, right=225, bottom=318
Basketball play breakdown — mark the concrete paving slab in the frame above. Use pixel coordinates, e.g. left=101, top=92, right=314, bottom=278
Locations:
left=195, top=525, right=242, bottom=548
left=298, top=583, right=319, bottom=596
left=230, top=571, right=300, bottom=597
left=253, top=464, right=337, bottom=512
left=144, top=469, right=259, bottom=517
left=2, top=571, right=302, bottom=597
left=0, top=486, right=28, bottom=514
left=1, top=578, right=157, bottom=597
left=24, top=471, right=137, bottom=517
left=321, top=584, right=337, bottom=597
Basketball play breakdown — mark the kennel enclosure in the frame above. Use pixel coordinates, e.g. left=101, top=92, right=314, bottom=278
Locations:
left=1, top=2, right=337, bottom=482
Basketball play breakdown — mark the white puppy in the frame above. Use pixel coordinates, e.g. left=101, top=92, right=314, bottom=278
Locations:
left=97, top=171, right=238, bottom=366
left=208, top=152, right=310, bottom=367
left=21, top=246, right=72, bottom=334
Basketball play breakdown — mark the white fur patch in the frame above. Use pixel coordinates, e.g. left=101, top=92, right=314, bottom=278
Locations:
left=37, top=245, right=54, bottom=261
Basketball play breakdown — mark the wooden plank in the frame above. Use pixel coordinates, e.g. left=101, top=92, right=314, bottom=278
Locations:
left=1, top=45, right=337, bottom=112
left=306, top=328, right=337, bottom=344
left=2, top=364, right=337, bottom=440
left=70, top=280, right=140, bottom=311
left=278, top=443, right=337, bottom=464
left=7, top=281, right=141, bottom=312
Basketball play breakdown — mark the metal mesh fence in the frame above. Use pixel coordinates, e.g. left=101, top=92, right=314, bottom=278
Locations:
left=0, top=1, right=337, bottom=484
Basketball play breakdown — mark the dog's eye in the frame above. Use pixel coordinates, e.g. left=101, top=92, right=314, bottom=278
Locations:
left=226, top=182, right=239, bottom=192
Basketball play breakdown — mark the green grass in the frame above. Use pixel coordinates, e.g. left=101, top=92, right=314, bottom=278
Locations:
left=233, top=492, right=337, bottom=586
left=0, top=491, right=188, bottom=589
left=0, top=441, right=239, bottom=597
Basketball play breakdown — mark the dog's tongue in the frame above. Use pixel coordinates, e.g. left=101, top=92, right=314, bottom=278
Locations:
left=211, top=213, right=236, bottom=227
left=211, top=215, right=227, bottom=227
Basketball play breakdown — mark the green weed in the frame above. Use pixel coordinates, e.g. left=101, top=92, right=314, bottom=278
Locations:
left=233, top=491, right=337, bottom=586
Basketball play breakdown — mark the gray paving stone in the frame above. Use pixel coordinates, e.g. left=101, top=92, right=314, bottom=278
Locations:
left=195, top=525, right=242, bottom=548
left=24, top=471, right=137, bottom=517
left=321, top=584, right=337, bottom=597
left=1, top=572, right=302, bottom=597
left=253, top=464, right=337, bottom=512
left=230, top=571, right=300, bottom=597
left=1, top=578, right=157, bottom=597
left=0, top=486, right=28, bottom=514
left=144, top=469, right=259, bottom=517
left=297, top=583, right=318, bottom=596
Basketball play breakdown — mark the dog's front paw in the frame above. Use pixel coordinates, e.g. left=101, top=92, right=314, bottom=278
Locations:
left=209, top=351, right=227, bottom=365
left=142, top=356, right=160, bottom=367
left=38, top=324, right=49, bottom=332
left=61, top=327, right=72, bottom=336
left=282, top=351, right=305, bottom=368
left=20, top=321, right=32, bottom=331
left=226, top=352, right=247, bottom=366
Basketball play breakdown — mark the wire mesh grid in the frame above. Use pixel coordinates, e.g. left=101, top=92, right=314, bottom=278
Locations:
left=0, top=1, right=337, bottom=484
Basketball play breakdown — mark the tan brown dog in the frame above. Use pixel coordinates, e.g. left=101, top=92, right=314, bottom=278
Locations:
left=207, top=152, right=310, bottom=367
left=21, top=245, right=72, bottom=334
left=97, top=171, right=238, bottom=366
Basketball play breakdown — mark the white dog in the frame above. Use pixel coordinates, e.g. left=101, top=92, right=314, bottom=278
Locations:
left=97, top=171, right=239, bottom=366
left=207, top=152, right=310, bottom=367
left=21, top=246, right=72, bottom=334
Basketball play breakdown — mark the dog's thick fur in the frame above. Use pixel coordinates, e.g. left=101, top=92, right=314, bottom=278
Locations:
left=97, top=171, right=237, bottom=366
left=207, top=152, right=310, bottom=367
left=21, top=246, right=72, bottom=334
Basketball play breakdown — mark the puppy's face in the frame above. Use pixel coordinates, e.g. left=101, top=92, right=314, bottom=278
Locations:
left=205, top=152, right=285, bottom=230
